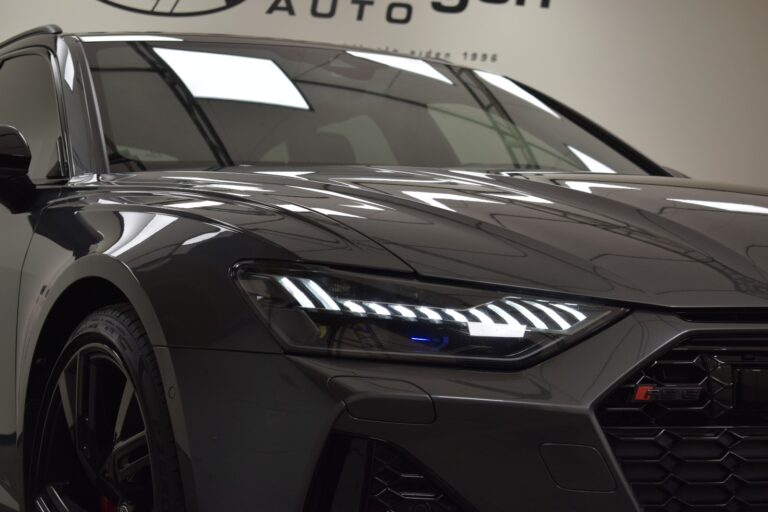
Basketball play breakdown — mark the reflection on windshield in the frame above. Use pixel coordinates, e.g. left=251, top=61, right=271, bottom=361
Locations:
left=474, top=70, right=560, bottom=119
left=347, top=51, right=453, bottom=84
left=568, top=146, right=617, bottom=174
left=155, top=48, right=310, bottom=110
left=84, top=41, right=652, bottom=176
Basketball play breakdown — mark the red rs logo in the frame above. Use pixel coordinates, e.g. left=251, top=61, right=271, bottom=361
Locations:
left=632, top=384, right=702, bottom=403
left=634, top=385, right=656, bottom=402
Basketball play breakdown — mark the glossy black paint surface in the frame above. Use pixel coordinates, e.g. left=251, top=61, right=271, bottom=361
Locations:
left=0, top=30, right=765, bottom=512
left=0, top=125, right=31, bottom=179
left=101, top=167, right=768, bottom=308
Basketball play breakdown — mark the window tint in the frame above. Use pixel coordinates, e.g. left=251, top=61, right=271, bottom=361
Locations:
left=85, top=42, right=650, bottom=176
left=94, top=68, right=214, bottom=165
left=428, top=104, right=516, bottom=166
left=0, top=54, right=62, bottom=181
left=319, top=115, right=397, bottom=165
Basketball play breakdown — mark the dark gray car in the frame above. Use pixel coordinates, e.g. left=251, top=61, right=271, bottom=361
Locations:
left=0, top=25, right=766, bottom=512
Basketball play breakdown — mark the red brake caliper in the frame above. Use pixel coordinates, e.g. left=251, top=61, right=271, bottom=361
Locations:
left=99, top=496, right=117, bottom=512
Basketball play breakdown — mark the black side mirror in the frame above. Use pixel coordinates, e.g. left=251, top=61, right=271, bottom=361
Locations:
left=0, top=125, right=31, bottom=179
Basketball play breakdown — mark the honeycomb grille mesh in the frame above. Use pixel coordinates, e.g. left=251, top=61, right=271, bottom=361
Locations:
left=309, top=436, right=464, bottom=512
left=597, top=336, right=768, bottom=511
left=367, top=442, right=461, bottom=512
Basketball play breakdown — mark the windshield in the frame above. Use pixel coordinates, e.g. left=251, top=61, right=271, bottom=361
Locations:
left=83, top=39, right=652, bottom=175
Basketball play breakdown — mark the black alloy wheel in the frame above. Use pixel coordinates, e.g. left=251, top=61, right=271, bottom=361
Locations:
left=31, top=306, right=185, bottom=512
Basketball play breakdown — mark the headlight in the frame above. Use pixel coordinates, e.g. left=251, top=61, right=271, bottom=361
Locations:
left=233, top=262, right=626, bottom=368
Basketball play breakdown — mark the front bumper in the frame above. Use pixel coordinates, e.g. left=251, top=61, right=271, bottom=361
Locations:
left=153, top=311, right=768, bottom=512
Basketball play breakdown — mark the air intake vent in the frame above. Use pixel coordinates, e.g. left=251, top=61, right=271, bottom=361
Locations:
left=306, top=436, right=464, bottom=512
left=367, top=442, right=460, bottom=512
left=597, top=335, right=768, bottom=511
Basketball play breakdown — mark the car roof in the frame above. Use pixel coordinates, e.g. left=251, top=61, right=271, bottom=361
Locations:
left=1, top=26, right=453, bottom=66
left=67, top=31, right=454, bottom=64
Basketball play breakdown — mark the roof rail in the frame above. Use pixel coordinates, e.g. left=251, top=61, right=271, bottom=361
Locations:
left=0, top=24, right=62, bottom=50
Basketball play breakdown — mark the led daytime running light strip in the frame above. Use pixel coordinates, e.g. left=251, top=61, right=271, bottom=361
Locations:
left=273, top=276, right=591, bottom=336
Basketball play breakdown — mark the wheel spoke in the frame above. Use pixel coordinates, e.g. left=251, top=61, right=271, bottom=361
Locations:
left=56, top=371, right=76, bottom=436
left=74, top=353, right=89, bottom=458
left=118, top=453, right=150, bottom=483
left=57, top=354, right=110, bottom=491
left=113, top=379, right=135, bottom=443
left=82, top=355, right=98, bottom=461
left=71, top=354, right=121, bottom=502
left=36, top=343, right=156, bottom=511
left=107, top=430, right=150, bottom=484
left=36, top=484, right=90, bottom=512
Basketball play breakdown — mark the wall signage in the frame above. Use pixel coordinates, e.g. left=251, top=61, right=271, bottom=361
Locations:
left=98, top=0, right=246, bottom=16
left=99, top=0, right=550, bottom=21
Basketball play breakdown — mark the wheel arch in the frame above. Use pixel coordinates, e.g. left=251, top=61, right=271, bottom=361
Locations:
left=19, top=255, right=168, bottom=489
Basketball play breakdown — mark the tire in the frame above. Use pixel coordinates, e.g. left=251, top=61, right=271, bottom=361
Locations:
left=30, top=304, right=185, bottom=512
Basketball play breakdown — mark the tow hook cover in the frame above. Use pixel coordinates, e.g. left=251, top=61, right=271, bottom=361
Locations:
left=328, top=377, right=436, bottom=424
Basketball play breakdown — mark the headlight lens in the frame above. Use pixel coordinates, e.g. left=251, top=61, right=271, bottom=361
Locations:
left=234, top=262, right=626, bottom=368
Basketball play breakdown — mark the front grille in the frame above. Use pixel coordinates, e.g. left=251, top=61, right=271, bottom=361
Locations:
left=306, top=436, right=464, bottom=512
left=597, top=335, right=768, bottom=511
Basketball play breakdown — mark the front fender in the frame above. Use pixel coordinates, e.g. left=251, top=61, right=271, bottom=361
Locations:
left=18, top=193, right=295, bottom=361
left=17, top=253, right=166, bottom=379
left=16, top=193, right=304, bottom=507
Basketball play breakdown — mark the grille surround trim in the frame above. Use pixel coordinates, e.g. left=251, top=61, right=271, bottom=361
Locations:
left=597, top=334, right=768, bottom=511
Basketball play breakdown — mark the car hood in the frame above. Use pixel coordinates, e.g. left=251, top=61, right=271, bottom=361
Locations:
left=103, top=166, right=768, bottom=308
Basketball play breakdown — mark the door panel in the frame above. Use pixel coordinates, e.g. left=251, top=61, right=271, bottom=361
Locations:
left=0, top=52, right=64, bottom=509
left=0, top=205, right=28, bottom=512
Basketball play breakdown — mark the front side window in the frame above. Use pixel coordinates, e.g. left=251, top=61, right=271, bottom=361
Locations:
left=0, top=54, right=62, bottom=181
left=84, top=41, right=650, bottom=176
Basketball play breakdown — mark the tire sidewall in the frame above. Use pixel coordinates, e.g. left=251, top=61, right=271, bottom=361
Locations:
left=30, top=307, right=183, bottom=511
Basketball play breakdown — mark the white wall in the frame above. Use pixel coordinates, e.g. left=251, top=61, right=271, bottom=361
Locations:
left=1, top=0, right=766, bottom=186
